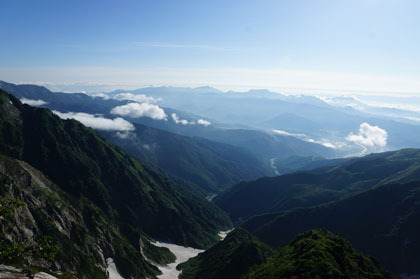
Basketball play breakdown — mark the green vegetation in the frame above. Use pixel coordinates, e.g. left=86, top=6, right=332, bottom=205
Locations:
left=245, top=229, right=394, bottom=279
left=178, top=228, right=394, bottom=279
left=2, top=81, right=270, bottom=195
left=272, top=155, right=348, bottom=175
left=0, top=196, right=24, bottom=218
left=0, top=236, right=58, bottom=265
left=178, top=228, right=273, bottom=279
left=101, top=124, right=268, bottom=195
left=216, top=148, right=420, bottom=221
left=0, top=195, right=59, bottom=273
left=0, top=89, right=232, bottom=278
left=241, top=179, right=420, bottom=275
left=213, top=148, right=420, bottom=274
left=0, top=89, right=231, bottom=248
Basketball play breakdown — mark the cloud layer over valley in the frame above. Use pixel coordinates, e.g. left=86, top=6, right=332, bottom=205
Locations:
left=20, top=98, right=48, bottom=106
left=346, top=122, right=388, bottom=149
left=113, top=92, right=162, bottom=103
left=53, top=111, right=135, bottom=132
left=171, top=113, right=211, bottom=126
left=111, top=102, right=167, bottom=120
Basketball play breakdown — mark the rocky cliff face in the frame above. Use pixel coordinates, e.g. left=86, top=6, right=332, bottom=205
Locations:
left=0, top=265, right=58, bottom=279
left=0, top=155, right=167, bottom=278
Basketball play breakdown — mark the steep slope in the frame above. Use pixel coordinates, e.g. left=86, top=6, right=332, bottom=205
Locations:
left=0, top=89, right=231, bottom=250
left=216, top=149, right=420, bottom=221
left=0, top=155, right=174, bottom=278
left=177, top=228, right=273, bottom=279
left=99, top=123, right=269, bottom=195
left=241, top=179, right=420, bottom=275
left=245, top=229, right=395, bottom=279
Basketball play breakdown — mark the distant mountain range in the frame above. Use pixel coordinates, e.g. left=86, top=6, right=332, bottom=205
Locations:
left=0, top=81, right=336, bottom=195
left=105, top=85, right=420, bottom=155
left=5, top=81, right=420, bottom=157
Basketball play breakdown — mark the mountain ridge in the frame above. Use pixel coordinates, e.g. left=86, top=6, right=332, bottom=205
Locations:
left=215, top=148, right=420, bottom=221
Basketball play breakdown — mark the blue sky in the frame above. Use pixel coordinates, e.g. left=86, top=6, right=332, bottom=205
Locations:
left=1, top=0, right=420, bottom=94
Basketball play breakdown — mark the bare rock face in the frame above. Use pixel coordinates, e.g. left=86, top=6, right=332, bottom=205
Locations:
left=0, top=156, right=105, bottom=271
left=0, top=153, right=171, bottom=279
left=34, top=272, right=58, bottom=279
left=0, top=265, right=58, bottom=279
left=0, top=156, right=112, bottom=277
left=0, top=265, right=29, bottom=279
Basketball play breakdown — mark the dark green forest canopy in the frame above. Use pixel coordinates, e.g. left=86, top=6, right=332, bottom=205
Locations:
left=0, top=89, right=231, bottom=249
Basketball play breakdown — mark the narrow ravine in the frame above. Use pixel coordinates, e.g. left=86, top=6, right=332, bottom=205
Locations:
left=154, top=230, right=232, bottom=279
left=153, top=242, right=204, bottom=279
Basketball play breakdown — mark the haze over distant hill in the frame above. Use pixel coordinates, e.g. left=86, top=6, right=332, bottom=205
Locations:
left=0, top=81, right=337, bottom=186
left=106, top=85, right=420, bottom=157
left=216, top=148, right=420, bottom=221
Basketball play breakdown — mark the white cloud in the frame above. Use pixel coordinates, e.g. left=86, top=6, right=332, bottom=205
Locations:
left=171, top=113, right=194, bottom=125
left=20, top=98, right=48, bottom=106
left=116, top=131, right=136, bottom=139
left=90, top=92, right=110, bottom=100
left=170, top=113, right=211, bottom=126
left=319, top=142, right=336, bottom=149
left=197, top=119, right=211, bottom=126
left=114, top=92, right=162, bottom=103
left=111, top=102, right=167, bottom=120
left=405, top=116, right=420, bottom=122
left=53, top=111, right=135, bottom=132
left=306, top=139, right=347, bottom=149
left=272, top=129, right=306, bottom=138
left=346, top=123, right=388, bottom=148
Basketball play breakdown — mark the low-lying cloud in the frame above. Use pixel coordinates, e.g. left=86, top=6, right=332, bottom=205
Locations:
left=116, top=131, right=136, bottom=139
left=20, top=98, right=48, bottom=106
left=90, top=92, right=110, bottom=100
left=53, top=111, right=135, bottom=132
left=114, top=92, right=162, bottom=103
left=197, top=119, right=211, bottom=126
left=111, top=102, right=167, bottom=120
left=171, top=113, right=211, bottom=126
left=272, top=129, right=340, bottom=149
left=346, top=122, right=388, bottom=148
left=272, top=129, right=307, bottom=138
left=171, top=113, right=194, bottom=125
